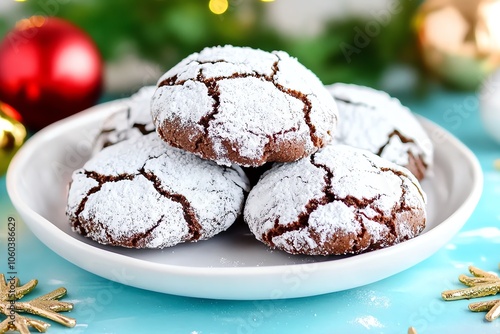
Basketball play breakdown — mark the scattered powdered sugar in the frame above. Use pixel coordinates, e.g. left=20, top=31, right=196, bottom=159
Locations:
left=353, top=315, right=384, bottom=329
left=327, top=83, right=433, bottom=168
left=151, top=45, right=338, bottom=166
left=67, top=133, right=249, bottom=248
left=244, top=144, right=426, bottom=255
left=93, top=86, right=157, bottom=154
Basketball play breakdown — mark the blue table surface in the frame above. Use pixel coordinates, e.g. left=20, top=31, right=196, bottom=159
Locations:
left=1, top=89, right=500, bottom=334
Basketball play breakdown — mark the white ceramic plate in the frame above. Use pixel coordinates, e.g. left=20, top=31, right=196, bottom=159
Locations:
left=7, top=100, right=483, bottom=300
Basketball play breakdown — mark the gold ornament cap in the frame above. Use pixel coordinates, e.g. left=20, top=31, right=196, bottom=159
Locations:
left=0, top=102, right=26, bottom=175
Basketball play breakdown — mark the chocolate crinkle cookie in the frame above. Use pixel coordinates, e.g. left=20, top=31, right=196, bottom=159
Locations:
left=244, top=145, right=427, bottom=256
left=151, top=45, right=338, bottom=167
left=67, top=133, right=250, bottom=249
left=327, top=83, right=433, bottom=180
left=92, top=86, right=156, bottom=154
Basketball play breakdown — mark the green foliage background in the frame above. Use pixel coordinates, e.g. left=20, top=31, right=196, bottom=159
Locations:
left=0, top=0, right=423, bottom=90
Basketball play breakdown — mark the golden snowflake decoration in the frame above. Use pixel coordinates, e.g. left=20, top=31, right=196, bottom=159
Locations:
left=0, top=274, right=76, bottom=333
left=442, top=264, right=500, bottom=322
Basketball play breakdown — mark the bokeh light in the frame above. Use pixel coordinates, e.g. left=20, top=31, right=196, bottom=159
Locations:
left=209, top=0, right=228, bottom=15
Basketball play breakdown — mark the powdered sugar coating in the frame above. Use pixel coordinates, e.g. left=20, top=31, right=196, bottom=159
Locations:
left=327, top=83, right=433, bottom=180
left=67, top=133, right=249, bottom=249
left=244, top=145, right=427, bottom=255
left=92, top=86, right=156, bottom=154
left=152, top=45, right=338, bottom=167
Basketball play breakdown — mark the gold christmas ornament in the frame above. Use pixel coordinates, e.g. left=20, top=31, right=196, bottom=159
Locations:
left=0, top=274, right=76, bottom=333
left=0, top=103, right=26, bottom=176
left=415, top=0, right=500, bottom=90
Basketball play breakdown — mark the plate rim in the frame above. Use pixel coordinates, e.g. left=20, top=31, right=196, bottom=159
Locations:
left=6, top=100, right=484, bottom=299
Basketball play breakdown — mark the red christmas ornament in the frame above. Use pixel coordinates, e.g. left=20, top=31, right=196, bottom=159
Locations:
left=0, top=16, right=103, bottom=130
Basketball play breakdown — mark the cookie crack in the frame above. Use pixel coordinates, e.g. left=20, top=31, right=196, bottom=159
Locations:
left=251, top=126, right=298, bottom=161
left=95, top=220, right=116, bottom=245
left=263, top=155, right=413, bottom=250
left=192, top=70, right=221, bottom=152
left=406, top=151, right=427, bottom=181
left=369, top=128, right=427, bottom=180
left=131, top=123, right=155, bottom=135
left=74, top=171, right=136, bottom=221
left=158, top=57, right=322, bottom=149
left=380, top=166, right=425, bottom=203
left=158, top=74, right=178, bottom=86
left=352, top=214, right=368, bottom=253
left=361, top=153, right=422, bottom=237
left=266, top=58, right=318, bottom=147
left=278, top=85, right=319, bottom=146
left=138, top=168, right=202, bottom=241
left=72, top=152, right=203, bottom=243
left=355, top=154, right=416, bottom=239
left=130, top=215, right=165, bottom=247
left=376, top=130, right=415, bottom=156
left=380, top=166, right=426, bottom=240
left=195, top=59, right=229, bottom=66
left=262, top=154, right=334, bottom=246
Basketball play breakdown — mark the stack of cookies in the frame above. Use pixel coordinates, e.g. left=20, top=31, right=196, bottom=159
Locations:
left=66, top=45, right=432, bottom=256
